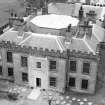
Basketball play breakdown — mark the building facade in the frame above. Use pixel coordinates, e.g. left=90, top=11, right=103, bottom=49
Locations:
left=0, top=5, right=103, bottom=94
left=0, top=41, right=98, bottom=94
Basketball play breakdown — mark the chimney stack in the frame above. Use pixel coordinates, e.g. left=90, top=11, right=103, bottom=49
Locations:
left=86, top=10, right=97, bottom=23
left=26, top=7, right=31, bottom=16
left=79, top=6, right=84, bottom=20
left=33, top=8, right=37, bottom=16
left=42, top=7, right=48, bottom=15
left=67, top=24, right=71, bottom=32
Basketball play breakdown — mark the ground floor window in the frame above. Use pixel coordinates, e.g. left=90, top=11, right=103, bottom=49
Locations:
left=81, top=79, right=88, bottom=90
left=69, top=77, right=76, bottom=87
left=0, top=66, right=2, bottom=75
left=49, top=77, right=57, bottom=87
left=8, top=67, right=14, bottom=76
left=22, top=72, right=28, bottom=82
left=36, top=78, right=41, bottom=87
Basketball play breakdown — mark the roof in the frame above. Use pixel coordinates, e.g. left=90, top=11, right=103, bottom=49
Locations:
left=66, top=23, right=105, bottom=55
left=84, top=24, right=105, bottom=52
left=19, top=33, right=66, bottom=52
left=30, top=14, right=79, bottom=29
left=82, top=5, right=105, bottom=20
left=0, top=29, right=30, bottom=44
left=48, top=3, right=105, bottom=20
left=68, top=36, right=95, bottom=54
left=48, top=3, right=75, bottom=16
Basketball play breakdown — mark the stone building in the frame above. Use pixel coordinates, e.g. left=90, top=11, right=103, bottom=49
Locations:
left=0, top=5, right=104, bottom=94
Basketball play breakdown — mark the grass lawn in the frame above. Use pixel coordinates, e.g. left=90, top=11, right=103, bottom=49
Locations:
left=0, top=0, right=25, bottom=26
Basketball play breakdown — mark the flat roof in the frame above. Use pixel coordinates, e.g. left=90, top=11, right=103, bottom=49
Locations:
left=30, top=14, right=79, bottom=29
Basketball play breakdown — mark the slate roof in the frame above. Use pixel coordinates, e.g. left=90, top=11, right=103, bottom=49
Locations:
left=19, top=33, right=66, bottom=52
left=68, top=36, right=94, bottom=54
left=0, top=29, right=30, bottom=44
left=48, top=3, right=75, bottom=16
left=48, top=2, right=105, bottom=20
left=84, top=24, right=105, bottom=52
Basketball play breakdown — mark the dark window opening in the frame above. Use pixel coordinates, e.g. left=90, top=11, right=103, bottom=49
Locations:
left=7, top=51, right=13, bottom=63
left=50, top=61, right=56, bottom=70
left=22, top=72, right=28, bottom=82
left=36, top=62, right=41, bottom=68
left=49, top=77, right=56, bottom=87
left=36, top=78, right=41, bottom=87
left=81, top=79, right=88, bottom=90
left=8, top=67, right=14, bottom=76
left=69, top=77, right=76, bottom=87
left=83, top=62, right=90, bottom=74
left=21, top=56, right=28, bottom=67
left=0, top=66, right=2, bottom=75
left=70, top=61, right=76, bottom=72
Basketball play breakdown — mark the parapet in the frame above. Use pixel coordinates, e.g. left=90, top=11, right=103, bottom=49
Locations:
left=0, top=41, right=98, bottom=61
left=83, top=3, right=105, bottom=7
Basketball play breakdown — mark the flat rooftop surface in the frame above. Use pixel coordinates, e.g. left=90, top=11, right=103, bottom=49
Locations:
left=30, top=14, right=79, bottom=29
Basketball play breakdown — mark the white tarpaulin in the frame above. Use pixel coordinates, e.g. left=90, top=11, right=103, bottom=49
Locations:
left=28, top=89, right=41, bottom=100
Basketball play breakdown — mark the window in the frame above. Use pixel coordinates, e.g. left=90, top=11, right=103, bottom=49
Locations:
left=36, top=62, right=41, bottom=68
left=22, top=72, right=28, bottom=82
left=49, top=61, right=56, bottom=70
left=83, top=62, right=90, bottom=74
left=69, top=77, right=76, bottom=87
left=21, top=56, right=28, bottom=67
left=0, top=66, right=2, bottom=75
left=70, top=61, right=76, bottom=72
left=36, top=78, right=41, bottom=87
left=8, top=67, right=14, bottom=76
left=81, top=79, right=88, bottom=90
left=49, top=77, right=56, bottom=87
left=7, top=51, right=13, bottom=63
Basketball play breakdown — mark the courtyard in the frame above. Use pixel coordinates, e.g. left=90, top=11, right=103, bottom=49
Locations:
left=0, top=80, right=105, bottom=105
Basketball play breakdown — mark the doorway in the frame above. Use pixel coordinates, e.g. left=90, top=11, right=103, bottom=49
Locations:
left=36, top=78, right=41, bottom=87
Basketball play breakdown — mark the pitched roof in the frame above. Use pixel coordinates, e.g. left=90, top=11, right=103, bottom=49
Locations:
left=0, top=29, right=30, bottom=44
left=30, top=14, right=79, bottom=29
left=68, top=36, right=95, bottom=54
left=19, top=33, right=66, bottom=52
left=82, top=5, right=105, bottom=19
left=84, top=24, right=105, bottom=52
left=66, top=23, right=105, bottom=55
left=48, top=3, right=75, bottom=16
left=48, top=3, right=105, bottom=20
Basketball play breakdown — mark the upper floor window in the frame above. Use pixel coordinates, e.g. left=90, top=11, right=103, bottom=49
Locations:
left=7, top=51, right=13, bottom=63
left=36, top=62, right=41, bottom=68
left=49, top=61, right=56, bottom=70
left=70, top=60, right=76, bottom=72
left=21, top=56, right=28, bottom=67
left=49, top=77, right=57, bottom=87
left=82, top=62, right=90, bottom=74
